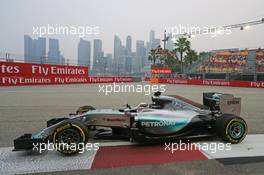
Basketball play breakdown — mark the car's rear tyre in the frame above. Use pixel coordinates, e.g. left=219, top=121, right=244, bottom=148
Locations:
left=216, top=114, right=247, bottom=143
left=52, top=120, right=89, bottom=155
left=76, top=106, right=95, bottom=115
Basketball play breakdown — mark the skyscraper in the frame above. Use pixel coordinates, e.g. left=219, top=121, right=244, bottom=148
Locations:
left=24, top=35, right=33, bottom=63
left=166, top=33, right=174, bottom=51
left=117, top=46, right=128, bottom=74
left=113, top=35, right=122, bottom=74
left=135, top=40, right=146, bottom=72
left=152, top=39, right=161, bottom=49
left=126, top=35, right=132, bottom=53
left=149, top=30, right=160, bottom=49
left=35, top=37, right=46, bottom=63
left=136, top=40, right=146, bottom=58
left=48, top=38, right=60, bottom=64
left=24, top=35, right=46, bottom=63
left=93, top=39, right=103, bottom=73
left=105, top=53, right=113, bottom=73
left=149, top=30, right=155, bottom=46
left=125, top=54, right=132, bottom=74
left=78, top=38, right=91, bottom=68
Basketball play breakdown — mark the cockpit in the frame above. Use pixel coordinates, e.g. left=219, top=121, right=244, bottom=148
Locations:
left=119, top=91, right=204, bottom=113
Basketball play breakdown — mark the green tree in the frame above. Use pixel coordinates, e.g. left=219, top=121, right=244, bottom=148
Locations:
left=173, top=37, right=191, bottom=73
left=198, top=51, right=211, bottom=61
left=185, top=49, right=198, bottom=65
left=148, top=45, right=162, bottom=65
left=148, top=47, right=179, bottom=72
left=148, top=49, right=157, bottom=65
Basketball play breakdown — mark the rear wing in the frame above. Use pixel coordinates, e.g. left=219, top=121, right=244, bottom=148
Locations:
left=203, top=92, right=241, bottom=116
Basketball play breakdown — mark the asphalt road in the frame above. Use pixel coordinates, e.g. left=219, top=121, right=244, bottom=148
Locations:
left=34, top=160, right=264, bottom=175
left=0, top=82, right=264, bottom=174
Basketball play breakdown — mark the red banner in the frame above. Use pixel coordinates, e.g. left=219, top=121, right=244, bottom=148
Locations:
left=0, top=62, right=89, bottom=86
left=0, top=62, right=136, bottom=86
left=89, top=77, right=134, bottom=83
left=157, top=78, right=264, bottom=88
left=151, top=67, right=172, bottom=74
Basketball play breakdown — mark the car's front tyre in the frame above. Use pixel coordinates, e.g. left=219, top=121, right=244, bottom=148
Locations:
left=52, top=120, right=89, bottom=155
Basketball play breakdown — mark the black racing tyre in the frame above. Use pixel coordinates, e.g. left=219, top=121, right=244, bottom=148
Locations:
left=216, top=114, right=247, bottom=144
left=52, top=120, right=89, bottom=155
left=76, top=106, right=95, bottom=115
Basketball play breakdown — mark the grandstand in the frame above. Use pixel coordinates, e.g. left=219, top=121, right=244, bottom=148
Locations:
left=197, top=50, right=248, bottom=73
left=179, top=17, right=264, bottom=81
left=191, top=48, right=264, bottom=81
left=256, top=50, right=264, bottom=72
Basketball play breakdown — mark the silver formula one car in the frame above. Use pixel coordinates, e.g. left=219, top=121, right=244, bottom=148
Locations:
left=14, top=92, right=247, bottom=155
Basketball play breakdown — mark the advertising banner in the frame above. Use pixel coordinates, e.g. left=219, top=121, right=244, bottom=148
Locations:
left=151, top=67, right=172, bottom=74
left=89, top=77, right=134, bottom=83
left=0, top=62, right=135, bottom=86
left=158, top=78, right=264, bottom=88
left=0, top=62, right=89, bottom=86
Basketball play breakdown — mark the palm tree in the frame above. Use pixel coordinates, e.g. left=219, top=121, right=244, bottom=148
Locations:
left=173, top=37, right=190, bottom=73
left=185, top=49, right=198, bottom=65
left=148, top=49, right=157, bottom=65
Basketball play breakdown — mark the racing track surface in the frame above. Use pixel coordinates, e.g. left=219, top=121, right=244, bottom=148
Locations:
left=2, top=135, right=264, bottom=174
left=1, top=82, right=264, bottom=175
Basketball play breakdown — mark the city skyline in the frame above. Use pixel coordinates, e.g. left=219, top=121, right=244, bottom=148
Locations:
left=23, top=30, right=159, bottom=74
left=23, top=30, right=161, bottom=65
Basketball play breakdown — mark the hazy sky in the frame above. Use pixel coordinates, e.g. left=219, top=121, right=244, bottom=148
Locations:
left=1, top=0, right=264, bottom=63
